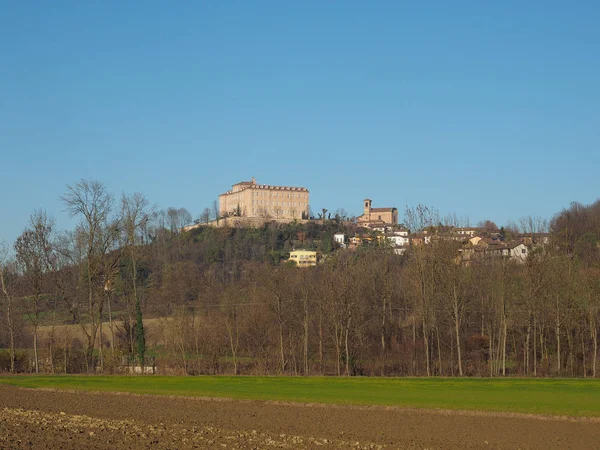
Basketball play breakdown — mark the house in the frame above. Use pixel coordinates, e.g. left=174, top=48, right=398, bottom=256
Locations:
left=392, top=227, right=410, bottom=237
left=288, top=250, right=318, bottom=267
left=393, top=245, right=410, bottom=256
left=368, top=223, right=388, bottom=233
left=410, top=234, right=432, bottom=246
left=487, top=241, right=528, bottom=263
left=454, top=227, right=479, bottom=237
left=386, top=234, right=410, bottom=247
left=461, top=239, right=529, bottom=264
left=334, top=233, right=346, bottom=248
left=469, top=236, right=483, bottom=246
left=518, top=233, right=550, bottom=246
left=349, top=236, right=362, bottom=245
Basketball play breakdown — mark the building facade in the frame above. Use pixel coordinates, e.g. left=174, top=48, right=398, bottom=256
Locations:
left=219, top=177, right=310, bottom=220
left=357, top=199, right=398, bottom=227
left=289, top=250, right=318, bottom=267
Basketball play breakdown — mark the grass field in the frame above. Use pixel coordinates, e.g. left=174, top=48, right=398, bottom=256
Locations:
left=1, top=375, right=599, bottom=417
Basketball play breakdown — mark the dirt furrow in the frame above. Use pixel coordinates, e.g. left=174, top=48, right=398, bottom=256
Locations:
left=1, top=385, right=598, bottom=449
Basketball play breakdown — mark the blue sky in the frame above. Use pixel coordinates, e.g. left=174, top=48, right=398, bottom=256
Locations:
left=1, top=1, right=599, bottom=244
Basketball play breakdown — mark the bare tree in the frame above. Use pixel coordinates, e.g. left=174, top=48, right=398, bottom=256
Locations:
left=61, top=179, right=116, bottom=371
left=200, top=207, right=211, bottom=224
left=121, top=193, right=151, bottom=369
left=404, top=204, right=440, bottom=233
left=0, top=243, right=16, bottom=373
left=14, top=210, right=56, bottom=373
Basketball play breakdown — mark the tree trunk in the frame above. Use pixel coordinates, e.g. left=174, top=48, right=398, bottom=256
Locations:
left=502, top=317, right=507, bottom=376
left=344, top=317, right=351, bottom=376
left=533, top=316, right=537, bottom=376
left=318, top=308, right=323, bottom=374
left=540, top=324, right=546, bottom=368
left=436, top=326, right=443, bottom=376
left=381, top=295, right=386, bottom=376
left=556, top=297, right=561, bottom=375
left=277, top=295, right=285, bottom=373
left=303, top=315, right=309, bottom=376
left=63, top=333, right=68, bottom=374
left=582, top=325, right=586, bottom=378
left=422, top=315, right=430, bottom=377
left=525, top=315, right=531, bottom=375
left=449, top=325, right=454, bottom=377
left=33, top=326, right=39, bottom=373
left=227, top=317, right=238, bottom=375
left=303, top=291, right=309, bottom=376
left=334, top=322, right=341, bottom=376
left=0, top=270, right=16, bottom=373
left=453, top=285, right=463, bottom=376
left=99, top=319, right=104, bottom=372
left=87, top=257, right=96, bottom=373
left=279, top=320, right=285, bottom=373
left=567, top=328, right=574, bottom=376
left=107, top=292, right=116, bottom=361
left=592, top=324, right=597, bottom=378
left=50, top=304, right=57, bottom=373
left=489, top=326, right=493, bottom=377
left=412, top=315, right=417, bottom=376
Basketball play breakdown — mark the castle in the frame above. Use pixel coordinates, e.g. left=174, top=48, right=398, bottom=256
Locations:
left=219, top=177, right=310, bottom=220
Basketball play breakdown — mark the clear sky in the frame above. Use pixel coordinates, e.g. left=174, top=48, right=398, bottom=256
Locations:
left=1, top=1, right=599, bottom=244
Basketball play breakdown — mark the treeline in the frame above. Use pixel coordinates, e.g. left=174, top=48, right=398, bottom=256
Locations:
left=0, top=181, right=599, bottom=377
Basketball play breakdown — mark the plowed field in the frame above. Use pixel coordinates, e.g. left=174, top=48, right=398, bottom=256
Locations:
left=1, top=385, right=599, bottom=449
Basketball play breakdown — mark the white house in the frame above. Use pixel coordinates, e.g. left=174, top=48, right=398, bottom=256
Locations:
left=482, top=241, right=529, bottom=263
left=393, top=245, right=410, bottom=256
left=455, top=227, right=479, bottom=237
left=386, top=235, right=410, bottom=246
left=334, top=233, right=346, bottom=248
left=508, top=243, right=528, bottom=262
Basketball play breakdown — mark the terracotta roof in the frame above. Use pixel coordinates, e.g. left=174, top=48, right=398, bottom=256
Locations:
left=484, top=240, right=525, bottom=250
left=370, top=207, right=397, bottom=212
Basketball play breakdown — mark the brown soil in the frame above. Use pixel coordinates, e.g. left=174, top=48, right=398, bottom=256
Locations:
left=1, top=385, right=598, bottom=449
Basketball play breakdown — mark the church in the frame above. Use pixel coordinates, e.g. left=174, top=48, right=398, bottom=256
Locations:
left=357, top=199, right=398, bottom=227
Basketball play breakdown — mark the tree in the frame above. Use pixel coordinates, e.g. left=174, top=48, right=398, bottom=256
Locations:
left=61, top=179, right=117, bottom=371
left=167, top=207, right=192, bottom=235
left=14, top=210, right=56, bottom=373
left=0, top=243, right=16, bottom=373
left=478, top=220, right=499, bottom=236
left=404, top=204, right=439, bottom=233
left=438, top=242, right=469, bottom=376
left=212, top=200, right=220, bottom=225
left=201, top=207, right=211, bottom=224
left=122, top=193, right=151, bottom=369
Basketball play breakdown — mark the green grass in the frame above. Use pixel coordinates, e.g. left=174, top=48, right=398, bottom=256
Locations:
left=0, top=375, right=598, bottom=417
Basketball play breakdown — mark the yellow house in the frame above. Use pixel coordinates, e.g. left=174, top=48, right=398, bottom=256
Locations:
left=289, top=250, right=318, bottom=267
left=469, top=236, right=483, bottom=246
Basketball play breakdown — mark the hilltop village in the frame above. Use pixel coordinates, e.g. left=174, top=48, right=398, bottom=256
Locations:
left=185, top=177, right=549, bottom=266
